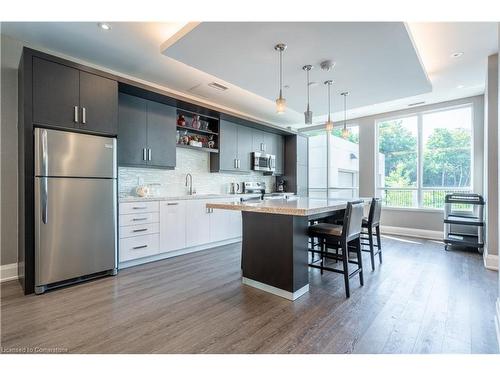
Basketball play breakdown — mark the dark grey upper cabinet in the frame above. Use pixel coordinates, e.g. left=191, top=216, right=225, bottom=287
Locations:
left=252, top=129, right=266, bottom=153
left=32, top=57, right=118, bottom=135
left=212, top=120, right=253, bottom=173
left=79, top=71, right=118, bottom=135
left=33, top=57, right=80, bottom=129
left=118, top=93, right=148, bottom=167
left=237, top=125, right=253, bottom=171
left=217, top=120, right=239, bottom=171
left=118, top=93, right=176, bottom=169
left=147, top=100, right=176, bottom=168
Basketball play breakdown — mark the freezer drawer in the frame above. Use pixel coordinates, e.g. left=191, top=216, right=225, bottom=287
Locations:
left=34, top=127, right=116, bottom=178
left=35, top=177, right=117, bottom=287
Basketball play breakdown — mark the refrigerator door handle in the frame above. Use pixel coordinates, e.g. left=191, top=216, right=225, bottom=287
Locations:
left=41, top=177, right=48, bottom=224
left=41, top=128, right=48, bottom=176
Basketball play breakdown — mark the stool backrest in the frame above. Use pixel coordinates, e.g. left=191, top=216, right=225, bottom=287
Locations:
left=342, top=200, right=364, bottom=242
left=368, top=198, right=382, bottom=226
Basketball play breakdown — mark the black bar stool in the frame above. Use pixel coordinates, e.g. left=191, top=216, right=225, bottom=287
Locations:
left=308, top=201, right=365, bottom=298
left=360, top=198, right=382, bottom=271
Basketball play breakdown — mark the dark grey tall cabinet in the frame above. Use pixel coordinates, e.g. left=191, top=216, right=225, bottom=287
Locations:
left=284, top=134, right=309, bottom=196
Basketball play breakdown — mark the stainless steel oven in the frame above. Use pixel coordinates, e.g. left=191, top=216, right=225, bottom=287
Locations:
left=252, top=152, right=276, bottom=172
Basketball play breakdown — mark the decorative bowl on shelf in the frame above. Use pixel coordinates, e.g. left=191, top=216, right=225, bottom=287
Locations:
left=189, top=140, right=203, bottom=147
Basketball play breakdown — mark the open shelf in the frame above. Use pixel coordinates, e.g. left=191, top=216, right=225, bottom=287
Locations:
left=176, top=125, right=218, bottom=136
left=176, top=144, right=219, bottom=153
left=444, top=215, right=484, bottom=226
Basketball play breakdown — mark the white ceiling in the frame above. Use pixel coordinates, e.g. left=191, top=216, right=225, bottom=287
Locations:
left=1, top=22, right=497, bottom=129
left=162, top=22, right=431, bottom=116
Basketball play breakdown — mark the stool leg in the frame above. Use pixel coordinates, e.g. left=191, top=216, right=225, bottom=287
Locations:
left=368, top=226, right=375, bottom=271
left=342, top=240, right=350, bottom=298
left=376, top=225, right=382, bottom=264
left=357, top=237, right=364, bottom=286
left=320, top=238, right=325, bottom=275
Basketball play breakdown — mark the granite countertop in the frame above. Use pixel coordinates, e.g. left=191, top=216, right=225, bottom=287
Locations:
left=206, top=197, right=370, bottom=216
left=119, top=193, right=262, bottom=203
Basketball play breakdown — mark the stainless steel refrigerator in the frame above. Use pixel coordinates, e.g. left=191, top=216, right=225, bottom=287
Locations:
left=34, top=128, right=117, bottom=294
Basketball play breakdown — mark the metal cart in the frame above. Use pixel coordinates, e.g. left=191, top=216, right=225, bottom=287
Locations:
left=443, top=193, right=485, bottom=253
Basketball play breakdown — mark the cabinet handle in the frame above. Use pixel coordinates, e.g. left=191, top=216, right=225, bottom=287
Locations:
left=167, top=202, right=179, bottom=206
left=237, top=159, right=241, bottom=169
left=132, top=217, right=148, bottom=221
left=234, top=158, right=237, bottom=169
left=82, top=107, right=86, bottom=124
left=261, top=143, right=264, bottom=151
left=133, top=206, right=147, bottom=210
left=142, top=148, right=147, bottom=161
left=133, top=228, right=148, bottom=233
left=148, top=148, right=152, bottom=161
left=132, top=245, right=148, bottom=250
left=74, top=106, right=79, bottom=123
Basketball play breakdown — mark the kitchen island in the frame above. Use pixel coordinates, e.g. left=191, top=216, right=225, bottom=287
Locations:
left=206, top=197, right=369, bottom=301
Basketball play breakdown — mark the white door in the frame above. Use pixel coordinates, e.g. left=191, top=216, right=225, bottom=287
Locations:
left=159, top=200, right=187, bottom=252
left=185, top=199, right=210, bottom=247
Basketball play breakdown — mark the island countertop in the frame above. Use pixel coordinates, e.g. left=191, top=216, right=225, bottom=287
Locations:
left=206, top=197, right=370, bottom=217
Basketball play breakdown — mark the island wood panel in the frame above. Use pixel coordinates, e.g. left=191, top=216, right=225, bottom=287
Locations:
left=241, top=212, right=309, bottom=294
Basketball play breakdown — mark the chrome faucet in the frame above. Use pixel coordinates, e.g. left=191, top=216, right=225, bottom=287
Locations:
left=185, top=173, right=195, bottom=195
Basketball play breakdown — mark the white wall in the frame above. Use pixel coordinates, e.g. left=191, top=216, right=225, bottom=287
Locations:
left=485, top=54, right=499, bottom=259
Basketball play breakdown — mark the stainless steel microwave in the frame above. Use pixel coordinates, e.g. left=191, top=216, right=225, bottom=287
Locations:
left=252, top=152, right=276, bottom=172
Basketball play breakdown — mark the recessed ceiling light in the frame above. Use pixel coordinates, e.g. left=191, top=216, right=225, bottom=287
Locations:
left=457, top=84, right=465, bottom=89
left=98, top=23, right=111, bottom=31
left=451, top=52, right=464, bottom=58
left=207, top=82, right=228, bottom=91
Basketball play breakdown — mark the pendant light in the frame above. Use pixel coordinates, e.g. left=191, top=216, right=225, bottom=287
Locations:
left=274, top=43, right=287, bottom=114
left=302, top=65, right=313, bottom=124
left=340, top=91, right=350, bottom=138
left=324, top=80, right=334, bottom=131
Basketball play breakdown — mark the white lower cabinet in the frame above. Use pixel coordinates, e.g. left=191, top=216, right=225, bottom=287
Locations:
left=185, top=199, right=211, bottom=248
left=119, top=197, right=242, bottom=266
left=209, top=198, right=242, bottom=242
left=159, top=201, right=187, bottom=252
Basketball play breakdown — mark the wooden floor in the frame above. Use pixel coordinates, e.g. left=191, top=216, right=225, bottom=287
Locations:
left=1, top=235, right=498, bottom=354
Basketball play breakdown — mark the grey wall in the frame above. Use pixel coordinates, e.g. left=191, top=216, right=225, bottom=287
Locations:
left=1, top=34, right=23, bottom=265
left=485, top=54, right=499, bottom=258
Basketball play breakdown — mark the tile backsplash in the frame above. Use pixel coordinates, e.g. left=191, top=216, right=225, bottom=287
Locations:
left=119, top=148, right=275, bottom=197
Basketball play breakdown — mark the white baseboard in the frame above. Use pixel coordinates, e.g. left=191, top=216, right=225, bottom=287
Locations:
left=0, top=263, right=18, bottom=283
left=242, top=277, right=309, bottom=301
left=119, top=237, right=242, bottom=269
left=483, top=248, right=499, bottom=271
left=495, top=298, right=500, bottom=353
left=380, top=225, right=443, bottom=241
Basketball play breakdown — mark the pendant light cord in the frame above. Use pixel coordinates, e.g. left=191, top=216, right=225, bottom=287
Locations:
left=279, top=49, right=283, bottom=98
left=327, top=82, right=331, bottom=123
left=344, top=93, right=347, bottom=128
left=306, top=69, right=310, bottom=108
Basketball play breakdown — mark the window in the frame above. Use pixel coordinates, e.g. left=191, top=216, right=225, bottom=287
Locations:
left=377, top=105, right=473, bottom=209
left=305, top=125, right=359, bottom=199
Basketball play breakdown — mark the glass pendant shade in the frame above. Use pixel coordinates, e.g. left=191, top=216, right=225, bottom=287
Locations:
left=304, top=105, right=313, bottom=124
left=325, top=120, right=334, bottom=132
left=341, top=126, right=349, bottom=139
left=276, top=96, right=286, bottom=114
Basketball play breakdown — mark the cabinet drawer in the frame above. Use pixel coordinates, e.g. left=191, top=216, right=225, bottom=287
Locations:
left=119, top=222, right=160, bottom=239
left=119, top=212, right=159, bottom=227
left=119, top=201, right=159, bottom=215
left=119, top=234, right=159, bottom=262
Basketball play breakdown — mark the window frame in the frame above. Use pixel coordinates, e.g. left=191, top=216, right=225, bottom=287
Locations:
left=376, top=103, right=474, bottom=210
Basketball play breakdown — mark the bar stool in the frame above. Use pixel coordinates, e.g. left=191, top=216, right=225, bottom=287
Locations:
left=360, top=198, right=382, bottom=271
left=308, top=201, right=365, bottom=298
